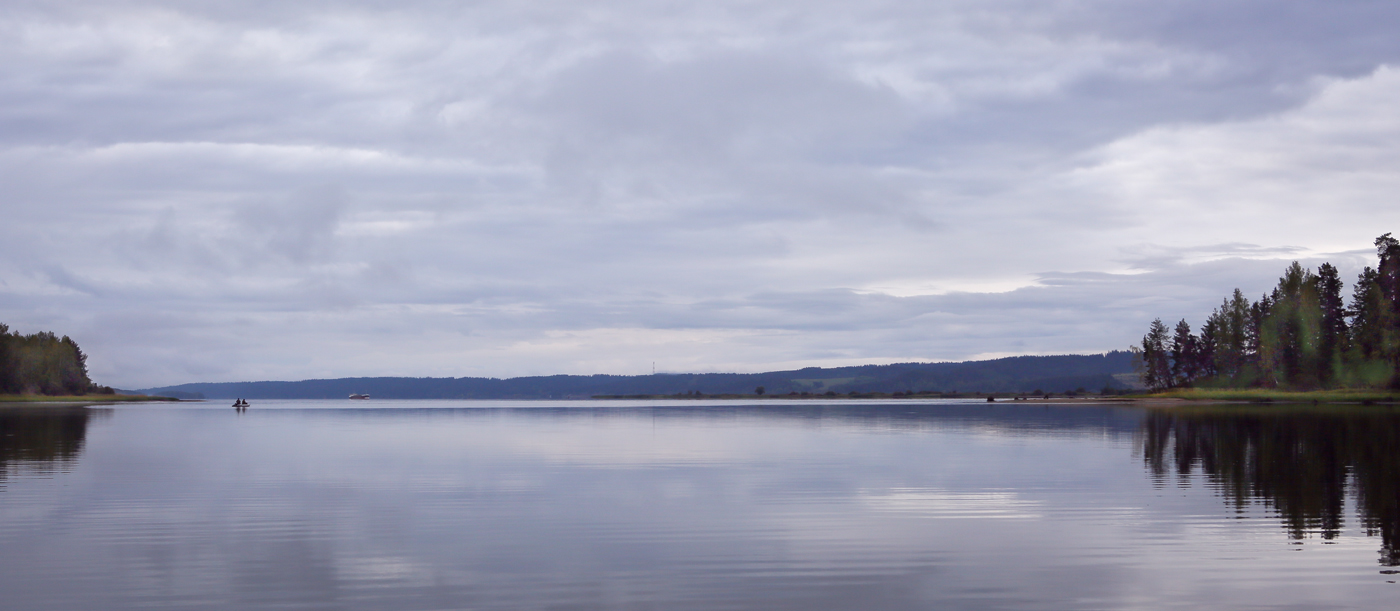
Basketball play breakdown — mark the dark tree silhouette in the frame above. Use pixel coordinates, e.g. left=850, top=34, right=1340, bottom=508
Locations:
left=1140, top=407, right=1400, bottom=565
left=1196, top=314, right=1219, bottom=380
left=1374, top=234, right=1400, bottom=387
left=1170, top=319, right=1199, bottom=387
left=1135, top=234, right=1400, bottom=390
left=1316, top=263, right=1347, bottom=386
left=1135, top=318, right=1172, bottom=390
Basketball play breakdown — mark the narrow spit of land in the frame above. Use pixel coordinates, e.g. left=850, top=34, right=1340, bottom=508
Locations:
left=0, top=394, right=179, bottom=404
left=1143, top=388, right=1400, bottom=404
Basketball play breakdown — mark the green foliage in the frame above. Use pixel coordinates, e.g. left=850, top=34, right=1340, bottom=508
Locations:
left=1136, top=234, right=1400, bottom=391
left=0, top=324, right=97, bottom=396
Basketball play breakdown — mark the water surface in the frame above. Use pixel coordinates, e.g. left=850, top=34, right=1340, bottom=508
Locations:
left=2, top=399, right=1396, bottom=609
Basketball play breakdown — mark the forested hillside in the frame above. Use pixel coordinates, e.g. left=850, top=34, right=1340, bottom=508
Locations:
left=140, top=352, right=1136, bottom=399
left=1135, top=233, right=1400, bottom=391
left=0, top=324, right=110, bottom=396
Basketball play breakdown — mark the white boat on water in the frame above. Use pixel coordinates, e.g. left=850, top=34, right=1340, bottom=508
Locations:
left=348, top=393, right=370, bottom=400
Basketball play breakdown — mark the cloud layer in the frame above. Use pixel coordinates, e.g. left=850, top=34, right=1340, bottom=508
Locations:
left=3, top=1, right=1400, bottom=387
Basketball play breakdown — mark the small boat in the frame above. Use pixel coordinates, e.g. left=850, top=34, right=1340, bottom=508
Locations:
left=348, top=394, right=370, bottom=400
left=233, top=399, right=249, bottom=409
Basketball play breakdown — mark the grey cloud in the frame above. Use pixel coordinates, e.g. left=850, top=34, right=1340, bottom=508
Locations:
left=235, top=186, right=346, bottom=264
left=2, top=1, right=1398, bottom=386
left=1054, top=0, right=1400, bottom=79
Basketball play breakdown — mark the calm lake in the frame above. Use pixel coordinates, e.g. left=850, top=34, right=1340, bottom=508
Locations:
left=2, top=399, right=1397, bottom=610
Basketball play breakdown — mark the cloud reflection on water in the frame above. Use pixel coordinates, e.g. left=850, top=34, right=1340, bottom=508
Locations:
left=0, top=402, right=1397, bottom=609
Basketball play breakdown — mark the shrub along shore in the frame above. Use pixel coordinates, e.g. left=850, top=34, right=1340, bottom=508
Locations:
left=596, top=389, right=1397, bottom=404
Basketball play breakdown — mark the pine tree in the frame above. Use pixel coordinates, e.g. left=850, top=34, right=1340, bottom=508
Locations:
left=1260, top=262, right=1322, bottom=388
left=1375, top=233, right=1400, bottom=387
left=1316, top=263, right=1347, bottom=386
left=1135, top=318, right=1172, bottom=391
left=1170, top=319, right=1199, bottom=387
left=1197, top=315, right=1220, bottom=381
left=0, top=323, right=13, bottom=393
left=1247, top=294, right=1273, bottom=386
left=1210, top=289, right=1251, bottom=382
left=1351, top=267, right=1385, bottom=361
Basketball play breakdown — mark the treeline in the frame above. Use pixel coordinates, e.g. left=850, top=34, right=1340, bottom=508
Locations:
left=0, top=323, right=111, bottom=396
left=1135, top=234, right=1400, bottom=391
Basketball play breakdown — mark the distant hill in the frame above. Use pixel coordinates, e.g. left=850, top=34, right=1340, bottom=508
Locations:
left=139, top=352, right=1138, bottom=399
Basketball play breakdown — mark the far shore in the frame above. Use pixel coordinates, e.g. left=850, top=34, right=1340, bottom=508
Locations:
left=6, top=389, right=1395, bottom=406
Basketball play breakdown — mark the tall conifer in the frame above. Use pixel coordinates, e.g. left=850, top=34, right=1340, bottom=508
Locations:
left=1136, top=318, right=1172, bottom=391
left=1170, top=319, right=1199, bottom=387
left=1351, top=267, right=1384, bottom=361
left=1197, top=315, right=1219, bottom=381
left=1248, top=294, right=1273, bottom=386
left=1316, top=263, right=1347, bottom=386
left=1375, top=234, right=1400, bottom=386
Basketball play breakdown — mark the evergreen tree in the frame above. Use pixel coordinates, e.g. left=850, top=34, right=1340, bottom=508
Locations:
left=1350, top=267, right=1385, bottom=362
left=1316, top=262, right=1348, bottom=386
left=0, top=323, right=13, bottom=393
left=1259, top=262, right=1322, bottom=388
left=1170, top=319, right=1199, bottom=387
left=1210, top=289, right=1251, bottom=382
left=1197, top=315, right=1219, bottom=381
left=1247, top=294, right=1273, bottom=386
left=1375, top=233, right=1400, bottom=386
left=1135, top=318, right=1172, bottom=391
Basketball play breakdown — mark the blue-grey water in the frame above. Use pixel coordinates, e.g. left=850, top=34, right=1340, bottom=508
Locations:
left=2, top=399, right=1397, bottom=610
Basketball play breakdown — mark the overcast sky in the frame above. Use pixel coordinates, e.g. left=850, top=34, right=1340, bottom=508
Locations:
left=3, top=0, right=1399, bottom=388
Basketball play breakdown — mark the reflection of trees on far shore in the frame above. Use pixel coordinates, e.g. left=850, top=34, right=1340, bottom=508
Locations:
left=1140, top=406, right=1400, bottom=565
left=0, top=407, right=102, bottom=482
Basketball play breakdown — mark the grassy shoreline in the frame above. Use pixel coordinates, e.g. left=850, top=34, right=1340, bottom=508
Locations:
left=0, top=394, right=180, bottom=404
left=589, top=392, right=1136, bottom=402
left=1141, top=388, right=1400, bottom=403
left=594, top=389, right=1398, bottom=405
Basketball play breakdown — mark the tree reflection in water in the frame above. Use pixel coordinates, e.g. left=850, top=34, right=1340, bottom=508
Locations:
left=1140, top=405, right=1400, bottom=565
left=0, top=407, right=102, bottom=482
